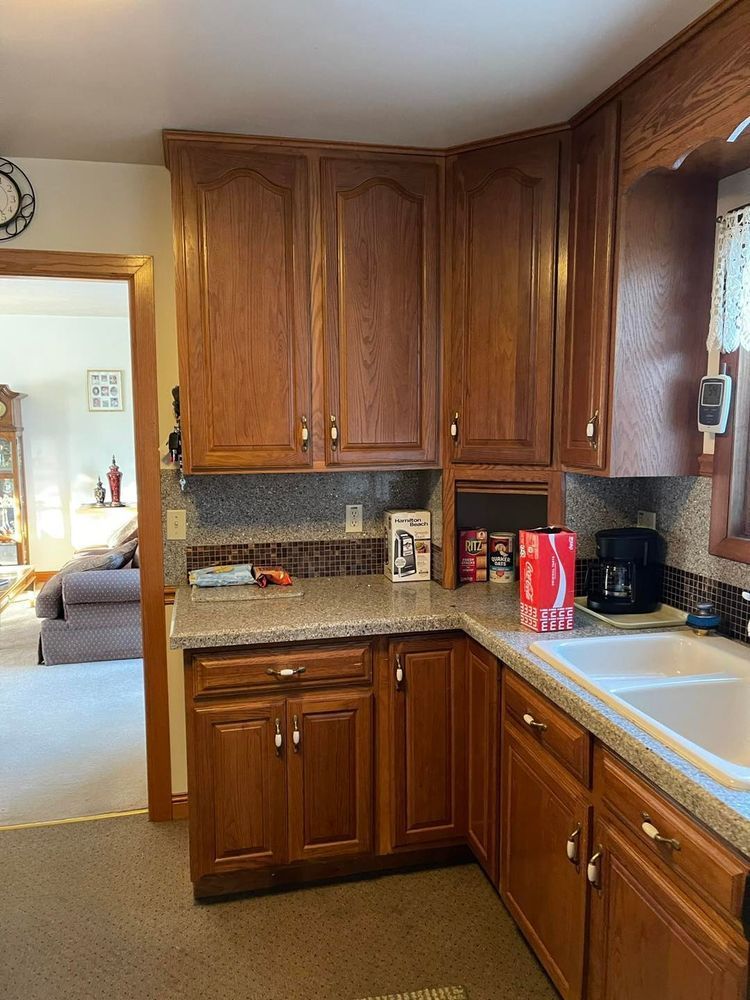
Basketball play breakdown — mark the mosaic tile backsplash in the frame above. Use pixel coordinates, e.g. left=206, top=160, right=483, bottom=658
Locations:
left=575, top=557, right=750, bottom=643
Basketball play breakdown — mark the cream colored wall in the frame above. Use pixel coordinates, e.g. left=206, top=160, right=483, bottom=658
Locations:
left=7, top=157, right=187, bottom=792
left=9, top=157, right=179, bottom=443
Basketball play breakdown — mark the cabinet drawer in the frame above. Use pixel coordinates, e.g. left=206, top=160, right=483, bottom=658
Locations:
left=191, top=640, right=373, bottom=697
left=596, top=747, right=749, bottom=923
left=503, top=671, right=591, bottom=786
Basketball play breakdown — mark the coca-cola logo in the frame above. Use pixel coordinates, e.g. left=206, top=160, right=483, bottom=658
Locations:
left=523, top=562, right=534, bottom=602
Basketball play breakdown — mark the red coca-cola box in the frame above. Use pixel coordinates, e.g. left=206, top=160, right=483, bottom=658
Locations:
left=519, top=526, right=577, bottom=632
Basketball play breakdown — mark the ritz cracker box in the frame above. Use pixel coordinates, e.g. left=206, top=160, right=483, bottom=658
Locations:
left=385, top=509, right=431, bottom=582
left=519, top=526, right=577, bottom=632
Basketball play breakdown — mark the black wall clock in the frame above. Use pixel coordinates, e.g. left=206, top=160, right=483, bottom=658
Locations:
left=0, top=158, right=35, bottom=241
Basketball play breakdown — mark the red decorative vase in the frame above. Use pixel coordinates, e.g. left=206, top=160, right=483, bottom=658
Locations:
left=107, top=454, right=124, bottom=507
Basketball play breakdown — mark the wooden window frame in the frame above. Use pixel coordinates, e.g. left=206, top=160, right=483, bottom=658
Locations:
left=710, top=348, right=750, bottom=563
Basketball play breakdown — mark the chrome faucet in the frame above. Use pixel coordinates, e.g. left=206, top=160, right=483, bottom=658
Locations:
left=685, top=600, right=721, bottom=636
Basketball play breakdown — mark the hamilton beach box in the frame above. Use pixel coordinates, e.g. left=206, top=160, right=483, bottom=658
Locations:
left=385, top=510, right=431, bottom=582
left=519, top=526, right=577, bottom=632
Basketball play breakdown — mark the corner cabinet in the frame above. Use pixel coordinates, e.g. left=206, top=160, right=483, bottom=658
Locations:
left=167, top=139, right=313, bottom=473
left=321, top=155, right=441, bottom=467
left=166, top=134, right=441, bottom=473
left=446, top=133, right=562, bottom=466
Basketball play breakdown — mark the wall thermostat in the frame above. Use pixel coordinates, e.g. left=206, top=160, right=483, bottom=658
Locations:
left=697, top=373, right=732, bottom=433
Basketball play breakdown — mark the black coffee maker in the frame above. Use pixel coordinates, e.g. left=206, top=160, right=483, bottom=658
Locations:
left=587, top=527, right=664, bottom=614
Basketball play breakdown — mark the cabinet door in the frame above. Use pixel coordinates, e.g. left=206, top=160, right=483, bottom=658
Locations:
left=447, top=134, right=560, bottom=465
left=321, top=155, right=440, bottom=467
left=587, top=816, right=748, bottom=1000
left=189, top=699, right=287, bottom=879
left=390, top=636, right=465, bottom=847
left=170, top=141, right=312, bottom=472
left=559, top=104, right=619, bottom=471
left=466, top=640, right=499, bottom=883
left=286, top=692, right=373, bottom=862
left=501, top=721, right=589, bottom=1000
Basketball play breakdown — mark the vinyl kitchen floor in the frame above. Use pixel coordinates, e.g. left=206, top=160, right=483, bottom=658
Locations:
left=2, top=814, right=558, bottom=1000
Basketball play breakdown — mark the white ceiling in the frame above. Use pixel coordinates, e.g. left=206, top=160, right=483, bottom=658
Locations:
left=0, top=278, right=130, bottom=317
left=4, top=0, right=715, bottom=165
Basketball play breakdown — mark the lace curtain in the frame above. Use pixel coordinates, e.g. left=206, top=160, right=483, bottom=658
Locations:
left=707, top=205, right=750, bottom=353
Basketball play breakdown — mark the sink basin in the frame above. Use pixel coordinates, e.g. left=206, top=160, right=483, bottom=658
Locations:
left=530, top=632, right=750, bottom=788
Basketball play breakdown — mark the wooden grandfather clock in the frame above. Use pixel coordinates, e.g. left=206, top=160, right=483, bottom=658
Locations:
left=0, top=385, right=29, bottom=566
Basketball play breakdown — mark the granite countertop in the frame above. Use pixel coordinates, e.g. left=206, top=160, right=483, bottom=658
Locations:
left=170, top=575, right=750, bottom=856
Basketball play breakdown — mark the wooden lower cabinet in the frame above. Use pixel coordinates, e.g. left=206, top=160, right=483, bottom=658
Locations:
left=389, top=635, right=466, bottom=848
left=466, top=639, right=499, bottom=882
left=189, top=699, right=288, bottom=879
left=287, top=693, right=373, bottom=862
left=185, top=637, right=750, bottom=1000
left=587, top=815, right=748, bottom=1000
left=501, top=719, right=590, bottom=1000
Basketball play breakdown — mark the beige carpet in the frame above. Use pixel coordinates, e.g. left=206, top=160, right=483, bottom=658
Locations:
left=0, top=595, right=40, bottom=667
left=2, top=815, right=558, bottom=1000
left=0, top=604, right=147, bottom=825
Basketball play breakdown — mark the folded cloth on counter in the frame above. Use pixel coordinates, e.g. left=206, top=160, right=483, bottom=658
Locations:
left=189, top=564, right=262, bottom=588
left=188, top=564, right=293, bottom=588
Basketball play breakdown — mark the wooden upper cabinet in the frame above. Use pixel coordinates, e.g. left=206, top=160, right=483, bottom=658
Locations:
left=168, top=140, right=313, bottom=472
left=321, top=155, right=441, bottom=467
left=447, top=134, right=561, bottom=466
left=559, top=104, right=619, bottom=471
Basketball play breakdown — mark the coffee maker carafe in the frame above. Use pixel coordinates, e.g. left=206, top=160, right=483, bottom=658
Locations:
left=587, top=527, right=663, bottom=614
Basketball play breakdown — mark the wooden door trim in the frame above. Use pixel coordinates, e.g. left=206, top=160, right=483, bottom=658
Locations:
left=0, top=248, right=172, bottom=821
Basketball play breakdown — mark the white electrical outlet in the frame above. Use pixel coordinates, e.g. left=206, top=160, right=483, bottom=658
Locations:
left=166, top=509, right=187, bottom=540
left=345, top=504, right=363, bottom=534
left=637, top=510, right=657, bottom=530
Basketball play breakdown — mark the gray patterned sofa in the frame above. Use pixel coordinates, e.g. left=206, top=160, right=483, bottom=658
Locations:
left=35, top=531, right=142, bottom=665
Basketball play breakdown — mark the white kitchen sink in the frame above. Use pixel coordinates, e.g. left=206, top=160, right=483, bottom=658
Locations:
left=530, top=632, right=750, bottom=788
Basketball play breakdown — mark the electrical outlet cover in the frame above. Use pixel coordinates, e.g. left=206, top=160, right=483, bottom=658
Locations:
left=637, top=510, right=657, bottom=530
left=345, top=504, right=363, bottom=533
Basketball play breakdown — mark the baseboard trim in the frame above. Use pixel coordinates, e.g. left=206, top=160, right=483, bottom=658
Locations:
left=172, top=793, right=188, bottom=819
left=0, top=807, right=148, bottom=833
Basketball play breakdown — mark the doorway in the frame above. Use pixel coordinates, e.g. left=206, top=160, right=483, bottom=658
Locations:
left=0, top=250, right=170, bottom=824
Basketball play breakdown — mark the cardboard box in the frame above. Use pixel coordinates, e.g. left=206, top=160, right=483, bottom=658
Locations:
left=459, top=528, right=488, bottom=583
left=385, top=510, right=431, bottom=582
left=519, top=526, right=577, bottom=632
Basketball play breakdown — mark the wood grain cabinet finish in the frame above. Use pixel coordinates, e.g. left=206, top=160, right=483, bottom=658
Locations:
left=587, top=815, right=749, bottom=1000
left=389, top=636, right=466, bottom=848
left=465, top=640, right=499, bottom=883
left=320, top=155, right=441, bottom=467
left=286, top=692, right=373, bottom=862
left=559, top=103, right=619, bottom=472
left=188, top=699, right=288, bottom=879
left=447, top=134, right=561, bottom=466
left=168, top=140, right=313, bottom=472
left=501, top=719, right=590, bottom=1000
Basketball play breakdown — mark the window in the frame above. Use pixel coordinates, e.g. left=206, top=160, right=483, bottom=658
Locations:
left=710, top=346, right=750, bottom=561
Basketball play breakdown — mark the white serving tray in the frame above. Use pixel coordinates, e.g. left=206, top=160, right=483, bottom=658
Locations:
left=574, top=596, right=687, bottom=629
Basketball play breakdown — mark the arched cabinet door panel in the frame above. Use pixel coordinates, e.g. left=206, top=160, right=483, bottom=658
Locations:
left=447, top=134, right=561, bottom=466
left=169, top=141, right=313, bottom=472
left=321, top=155, right=441, bottom=467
